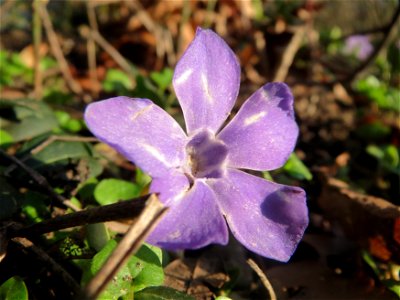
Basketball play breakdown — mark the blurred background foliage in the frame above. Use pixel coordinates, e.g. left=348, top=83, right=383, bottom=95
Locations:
left=0, top=0, right=399, bottom=299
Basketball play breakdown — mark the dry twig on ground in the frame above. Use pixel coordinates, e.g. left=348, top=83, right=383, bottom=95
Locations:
left=247, top=258, right=277, bottom=300
left=38, top=2, right=82, bottom=95
left=80, top=195, right=167, bottom=300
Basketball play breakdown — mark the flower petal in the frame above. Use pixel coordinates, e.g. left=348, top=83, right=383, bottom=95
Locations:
left=147, top=179, right=229, bottom=250
left=173, top=28, right=240, bottom=134
left=218, top=83, right=298, bottom=171
left=209, top=169, right=308, bottom=262
left=149, top=169, right=190, bottom=206
left=85, top=96, right=187, bottom=177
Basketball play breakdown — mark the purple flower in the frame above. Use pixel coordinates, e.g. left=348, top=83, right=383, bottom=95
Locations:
left=343, top=35, right=373, bottom=60
left=85, top=28, right=308, bottom=262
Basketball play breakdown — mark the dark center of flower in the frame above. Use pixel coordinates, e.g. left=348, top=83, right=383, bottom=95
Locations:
left=185, top=130, right=228, bottom=179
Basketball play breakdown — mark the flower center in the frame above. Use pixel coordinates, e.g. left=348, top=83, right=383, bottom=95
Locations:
left=185, top=130, right=228, bottom=179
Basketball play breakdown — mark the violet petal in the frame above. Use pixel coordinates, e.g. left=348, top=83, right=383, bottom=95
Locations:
left=173, top=28, right=240, bottom=134
left=84, top=96, right=187, bottom=177
left=147, top=179, right=229, bottom=249
left=218, top=82, right=298, bottom=171
left=209, top=169, right=308, bottom=262
left=149, top=169, right=190, bottom=206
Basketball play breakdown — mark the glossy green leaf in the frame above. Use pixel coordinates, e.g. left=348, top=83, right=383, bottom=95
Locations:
left=282, top=153, right=313, bottom=181
left=135, top=286, right=194, bottom=300
left=94, top=178, right=140, bottom=206
left=0, top=276, right=29, bottom=300
left=128, top=243, right=163, bottom=291
left=87, top=240, right=132, bottom=300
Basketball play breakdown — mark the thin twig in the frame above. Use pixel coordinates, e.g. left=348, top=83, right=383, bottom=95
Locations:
left=12, top=237, right=81, bottom=296
left=247, top=258, right=277, bottom=300
left=80, top=195, right=167, bottom=300
left=32, top=0, right=42, bottom=100
left=177, top=0, right=192, bottom=55
left=273, top=26, right=306, bottom=82
left=345, top=3, right=400, bottom=82
left=4, top=135, right=97, bottom=174
left=203, top=0, right=217, bottom=28
left=8, top=195, right=151, bottom=238
left=79, top=25, right=137, bottom=83
left=127, top=1, right=176, bottom=65
left=0, top=148, right=80, bottom=211
left=0, top=0, right=14, bottom=22
left=38, top=2, right=82, bottom=95
left=0, top=227, right=8, bottom=263
left=31, top=135, right=98, bottom=156
left=86, top=2, right=100, bottom=97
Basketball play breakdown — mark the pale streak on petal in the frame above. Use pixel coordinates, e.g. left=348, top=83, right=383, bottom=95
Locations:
left=174, top=68, right=193, bottom=85
left=141, top=144, right=170, bottom=167
left=201, top=73, right=213, bottom=103
left=165, top=187, right=189, bottom=206
left=244, top=111, right=267, bottom=126
left=130, top=104, right=153, bottom=121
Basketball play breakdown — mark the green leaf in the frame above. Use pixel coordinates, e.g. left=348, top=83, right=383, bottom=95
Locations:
left=355, top=75, right=400, bottom=112
left=362, top=251, right=400, bottom=297
left=136, top=168, right=152, bottom=190
left=386, top=279, right=400, bottom=297
left=20, top=191, right=50, bottom=223
left=366, top=144, right=400, bottom=174
left=282, top=153, right=313, bottom=181
left=128, top=244, right=164, bottom=291
left=134, top=75, right=161, bottom=105
left=77, top=177, right=98, bottom=201
left=0, top=129, right=13, bottom=147
left=87, top=223, right=110, bottom=252
left=150, top=68, right=173, bottom=92
left=54, top=110, right=71, bottom=128
left=135, top=286, right=194, bottom=300
left=0, top=276, right=29, bottom=300
left=78, top=157, right=104, bottom=180
left=262, top=171, right=273, bottom=181
left=103, top=69, right=134, bottom=93
left=94, top=178, right=140, bottom=206
left=65, top=119, right=83, bottom=132
left=28, top=140, right=92, bottom=168
left=356, top=122, right=391, bottom=141
left=0, top=51, right=32, bottom=87
left=86, top=240, right=132, bottom=300
left=0, top=99, right=58, bottom=141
